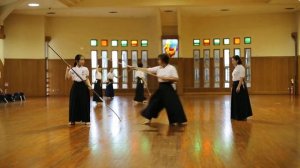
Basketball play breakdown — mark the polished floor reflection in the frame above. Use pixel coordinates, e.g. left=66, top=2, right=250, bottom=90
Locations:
left=0, top=95, right=300, bottom=168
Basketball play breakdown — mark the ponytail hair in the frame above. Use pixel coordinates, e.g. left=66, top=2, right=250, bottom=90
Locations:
left=137, top=62, right=143, bottom=68
left=74, top=54, right=83, bottom=67
left=232, top=55, right=242, bottom=65
left=158, top=53, right=170, bottom=64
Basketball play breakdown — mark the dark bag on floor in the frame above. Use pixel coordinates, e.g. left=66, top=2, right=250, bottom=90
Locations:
left=0, top=94, right=8, bottom=103
left=5, top=94, right=15, bottom=102
left=20, top=92, right=26, bottom=100
left=14, top=93, right=22, bottom=101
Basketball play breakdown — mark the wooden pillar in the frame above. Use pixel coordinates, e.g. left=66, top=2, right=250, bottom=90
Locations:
left=292, top=32, right=298, bottom=95
left=175, top=58, right=184, bottom=96
left=0, top=26, right=5, bottom=39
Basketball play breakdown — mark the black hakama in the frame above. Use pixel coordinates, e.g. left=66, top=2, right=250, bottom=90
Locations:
left=105, top=79, right=114, bottom=98
left=134, top=77, right=146, bottom=102
left=69, top=81, right=90, bottom=122
left=231, top=81, right=253, bottom=120
left=141, top=82, right=187, bottom=124
left=93, top=79, right=103, bottom=102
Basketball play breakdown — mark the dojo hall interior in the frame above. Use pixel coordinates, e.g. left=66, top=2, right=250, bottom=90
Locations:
left=1, top=0, right=300, bottom=167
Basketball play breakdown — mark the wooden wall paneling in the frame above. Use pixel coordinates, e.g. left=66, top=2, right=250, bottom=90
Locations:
left=20, top=56, right=296, bottom=96
left=251, top=57, right=294, bottom=94
left=199, top=58, right=204, bottom=88
left=182, top=58, right=194, bottom=89
left=288, top=57, right=296, bottom=94
left=173, top=58, right=183, bottom=95
left=48, top=59, right=91, bottom=96
left=48, top=59, right=73, bottom=96
left=219, top=57, right=225, bottom=90
left=0, top=59, right=4, bottom=88
left=4, top=59, right=46, bottom=97
left=147, top=58, right=158, bottom=91
left=298, top=56, right=300, bottom=95
left=117, top=58, right=122, bottom=89
left=127, top=59, right=133, bottom=89
left=210, top=58, right=214, bottom=88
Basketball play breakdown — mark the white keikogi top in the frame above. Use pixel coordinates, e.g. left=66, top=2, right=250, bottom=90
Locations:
left=232, top=65, right=245, bottom=81
left=135, top=70, right=145, bottom=79
left=69, top=66, right=89, bottom=82
left=107, top=72, right=114, bottom=80
left=147, top=64, right=178, bottom=82
left=96, top=71, right=102, bottom=80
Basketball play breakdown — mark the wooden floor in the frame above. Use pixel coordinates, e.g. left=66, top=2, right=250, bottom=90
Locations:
left=0, top=95, right=300, bottom=168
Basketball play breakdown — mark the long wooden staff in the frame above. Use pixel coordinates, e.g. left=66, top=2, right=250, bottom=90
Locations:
left=48, top=45, right=122, bottom=122
left=141, top=78, right=152, bottom=97
left=117, top=62, right=158, bottom=77
left=117, top=61, right=155, bottom=96
left=109, top=60, right=155, bottom=96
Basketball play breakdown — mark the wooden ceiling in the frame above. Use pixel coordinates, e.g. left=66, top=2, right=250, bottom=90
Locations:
left=0, top=0, right=299, bottom=17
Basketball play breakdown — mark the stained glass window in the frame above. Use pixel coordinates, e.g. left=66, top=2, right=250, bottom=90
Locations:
left=131, top=40, right=138, bottom=47
left=101, top=50, right=108, bottom=88
left=234, top=37, right=241, bottom=45
left=244, top=37, right=251, bottom=44
left=213, top=38, right=220, bottom=46
left=245, top=48, right=251, bottom=87
left=203, top=39, right=210, bottom=46
left=141, top=40, right=148, bottom=47
left=204, top=49, right=210, bottom=88
left=214, top=49, right=220, bottom=88
left=90, top=39, right=98, bottom=47
left=121, top=40, right=128, bottom=47
left=224, top=49, right=230, bottom=88
left=223, top=38, right=230, bottom=45
left=142, top=50, right=148, bottom=67
left=193, top=39, right=200, bottom=46
left=121, top=51, right=128, bottom=88
left=131, top=50, right=138, bottom=88
left=112, top=51, right=118, bottom=89
left=234, top=48, right=241, bottom=56
left=91, top=50, right=98, bottom=88
left=194, top=49, right=200, bottom=88
left=111, top=40, right=118, bottom=47
left=101, top=40, right=108, bottom=47
left=142, top=50, right=148, bottom=84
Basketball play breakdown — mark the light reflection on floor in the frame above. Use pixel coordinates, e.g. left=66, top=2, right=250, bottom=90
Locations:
left=0, top=95, right=299, bottom=167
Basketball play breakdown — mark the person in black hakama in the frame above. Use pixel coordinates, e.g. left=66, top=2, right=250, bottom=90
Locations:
left=93, top=65, right=103, bottom=104
left=140, top=54, right=187, bottom=125
left=231, top=55, right=253, bottom=121
left=134, top=62, right=147, bottom=104
left=65, top=54, right=92, bottom=125
left=105, top=68, right=115, bottom=99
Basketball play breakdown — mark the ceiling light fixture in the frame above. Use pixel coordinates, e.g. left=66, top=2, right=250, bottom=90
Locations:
left=285, top=7, right=295, bottom=10
left=28, top=3, right=40, bottom=7
left=220, top=9, right=230, bottom=12
left=47, top=12, right=56, bottom=15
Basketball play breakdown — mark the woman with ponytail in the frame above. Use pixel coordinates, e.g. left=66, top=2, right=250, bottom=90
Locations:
left=231, top=55, right=252, bottom=121
left=65, top=54, right=92, bottom=125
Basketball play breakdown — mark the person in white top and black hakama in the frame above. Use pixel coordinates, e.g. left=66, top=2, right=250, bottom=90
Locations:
left=134, top=62, right=147, bottom=104
left=105, top=68, right=115, bottom=99
left=231, top=55, right=253, bottom=121
left=140, top=54, right=187, bottom=125
left=65, top=54, right=92, bottom=125
left=93, top=65, right=103, bottom=103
